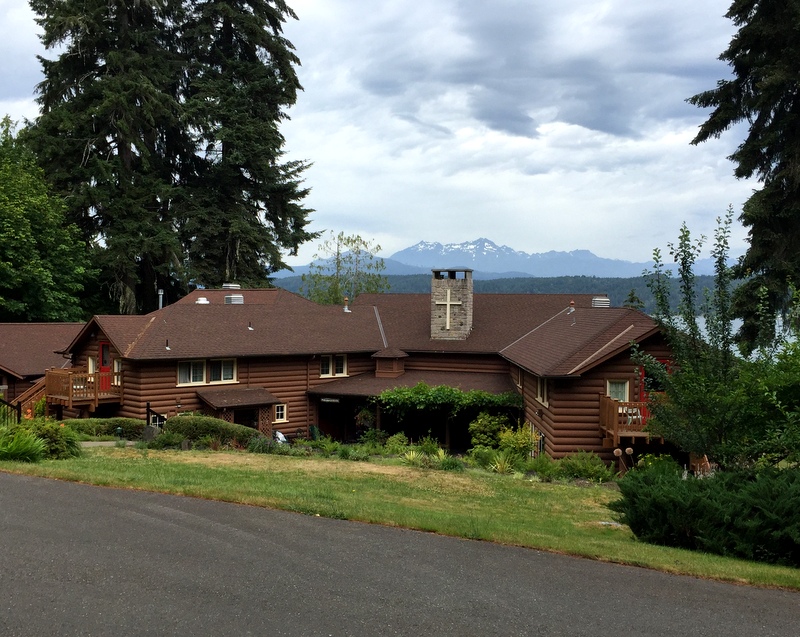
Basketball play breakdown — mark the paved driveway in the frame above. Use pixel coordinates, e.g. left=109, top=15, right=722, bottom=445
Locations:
left=1, top=472, right=798, bottom=636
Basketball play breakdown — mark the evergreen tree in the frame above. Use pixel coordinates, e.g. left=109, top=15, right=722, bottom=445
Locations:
left=27, top=0, right=190, bottom=313
left=688, top=0, right=800, bottom=351
left=180, top=0, right=316, bottom=287
left=26, top=0, right=314, bottom=312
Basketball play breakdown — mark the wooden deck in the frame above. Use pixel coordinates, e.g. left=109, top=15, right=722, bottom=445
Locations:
left=45, top=369, right=122, bottom=411
left=598, top=394, right=660, bottom=447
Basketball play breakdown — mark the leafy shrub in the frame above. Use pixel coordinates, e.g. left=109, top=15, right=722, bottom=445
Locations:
left=0, top=426, right=47, bottom=462
left=337, top=445, right=351, bottom=460
left=11, top=420, right=82, bottom=459
left=465, top=445, right=496, bottom=469
left=400, top=449, right=427, bottom=467
left=610, top=465, right=800, bottom=566
left=558, top=451, right=615, bottom=482
left=289, top=446, right=313, bottom=457
left=347, top=448, right=371, bottom=462
left=62, top=417, right=146, bottom=440
left=247, top=435, right=277, bottom=454
left=438, top=455, right=465, bottom=472
left=524, top=454, right=561, bottom=481
left=416, top=433, right=440, bottom=455
left=468, top=412, right=510, bottom=448
left=309, top=435, right=340, bottom=456
left=164, top=415, right=260, bottom=447
left=33, top=397, right=47, bottom=418
left=385, top=432, right=409, bottom=454
left=148, top=431, right=187, bottom=449
left=358, top=426, right=388, bottom=446
left=489, top=449, right=521, bottom=475
left=498, top=421, right=539, bottom=457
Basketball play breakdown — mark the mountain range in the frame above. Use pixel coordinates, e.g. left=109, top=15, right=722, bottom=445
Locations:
left=273, top=237, right=724, bottom=279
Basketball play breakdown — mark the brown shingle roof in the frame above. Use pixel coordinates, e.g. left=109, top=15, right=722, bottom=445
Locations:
left=0, top=323, right=83, bottom=378
left=196, top=386, right=281, bottom=409
left=83, top=288, right=385, bottom=361
left=354, top=293, right=605, bottom=353
left=500, top=306, right=659, bottom=376
left=59, top=287, right=659, bottom=381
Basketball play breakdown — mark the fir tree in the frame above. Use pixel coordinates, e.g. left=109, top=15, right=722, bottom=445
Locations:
left=688, top=0, right=800, bottom=351
left=26, top=0, right=314, bottom=311
left=179, top=0, right=316, bottom=287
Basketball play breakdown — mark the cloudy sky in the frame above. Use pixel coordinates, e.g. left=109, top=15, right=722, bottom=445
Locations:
left=1, top=0, right=752, bottom=265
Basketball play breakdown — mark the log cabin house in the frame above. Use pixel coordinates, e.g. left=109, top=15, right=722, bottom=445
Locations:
left=37, top=270, right=669, bottom=461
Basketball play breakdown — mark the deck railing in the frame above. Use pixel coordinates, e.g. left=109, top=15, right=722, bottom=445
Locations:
left=44, top=368, right=122, bottom=409
left=598, top=394, right=650, bottom=445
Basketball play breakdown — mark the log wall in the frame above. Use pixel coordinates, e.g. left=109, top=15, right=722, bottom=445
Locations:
left=522, top=334, right=671, bottom=461
left=107, top=352, right=377, bottom=438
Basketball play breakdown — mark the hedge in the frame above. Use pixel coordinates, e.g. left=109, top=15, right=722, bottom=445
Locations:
left=62, top=418, right=147, bottom=440
left=609, top=464, right=800, bottom=567
left=164, top=415, right=262, bottom=447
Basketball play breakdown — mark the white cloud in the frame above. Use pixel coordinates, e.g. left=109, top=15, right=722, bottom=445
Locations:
left=1, top=0, right=753, bottom=265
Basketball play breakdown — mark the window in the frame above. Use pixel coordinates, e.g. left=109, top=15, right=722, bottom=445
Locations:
left=334, top=354, right=346, bottom=376
left=178, top=360, right=205, bottom=385
left=112, top=359, right=122, bottom=387
left=274, top=404, right=287, bottom=423
left=536, top=377, right=549, bottom=406
left=607, top=380, right=629, bottom=402
left=321, top=354, right=348, bottom=377
left=87, top=356, right=96, bottom=374
left=208, top=359, right=236, bottom=383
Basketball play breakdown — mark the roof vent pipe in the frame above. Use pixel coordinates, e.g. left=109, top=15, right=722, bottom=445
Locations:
left=158, top=289, right=164, bottom=310
left=343, top=297, right=351, bottom=313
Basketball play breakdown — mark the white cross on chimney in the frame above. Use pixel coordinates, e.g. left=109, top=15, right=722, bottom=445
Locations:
left=435, top=289, right=462, bottom=330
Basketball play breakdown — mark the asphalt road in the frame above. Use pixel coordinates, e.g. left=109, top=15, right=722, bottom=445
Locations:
left=1, top=472, right=798, bottom=637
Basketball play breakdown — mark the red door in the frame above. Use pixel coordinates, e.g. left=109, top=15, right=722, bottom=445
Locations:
left=99, top=342, right=112, bottom=391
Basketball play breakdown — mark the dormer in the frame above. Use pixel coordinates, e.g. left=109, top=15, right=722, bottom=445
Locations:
left=373, top=348, right=408, bottom=378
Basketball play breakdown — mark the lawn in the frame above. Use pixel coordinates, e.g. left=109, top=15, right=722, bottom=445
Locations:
left=2, top=447, right=799, bottom=590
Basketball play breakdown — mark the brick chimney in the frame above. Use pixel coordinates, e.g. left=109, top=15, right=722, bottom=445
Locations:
left=430, top=269, right=473, bottom=340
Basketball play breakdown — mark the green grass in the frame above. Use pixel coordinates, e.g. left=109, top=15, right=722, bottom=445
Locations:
left=2, top=447, right=799, bottom=590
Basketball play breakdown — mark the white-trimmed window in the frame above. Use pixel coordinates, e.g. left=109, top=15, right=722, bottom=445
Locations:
left=321, top=354, right=348, bottom=377
left=178, top=360, right=206, bottom=385
left=208, top=359, right=236, bottom=383
left=112, top=359, right=122, bottom=386
left=607, top=380, right=629, bottom=402
left=536, top=376, right=549, bottom=406
left=512, top=366, right=522, bottom=388
left=274, top=404, right=287, bottom=423
left=87, top=356, right=96, bottom=374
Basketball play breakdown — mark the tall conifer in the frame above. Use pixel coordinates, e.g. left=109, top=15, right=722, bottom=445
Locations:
left=689, top=0, right=800, bottom=349
left=26, top=0, right=314, bottom=311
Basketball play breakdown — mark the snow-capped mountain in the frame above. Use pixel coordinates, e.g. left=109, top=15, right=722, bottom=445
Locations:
left=271, top=237, right=724, bottom=279
left=389, top=238, right=655, bottom=277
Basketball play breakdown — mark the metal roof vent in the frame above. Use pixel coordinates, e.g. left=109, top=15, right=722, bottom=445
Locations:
left=222, top=283, right=241, bottom=290
left=592, top=296, right=611, bottom=308
left=195, top=297, right=210, bottom=305
left=224, top=294, right=245, bottom=305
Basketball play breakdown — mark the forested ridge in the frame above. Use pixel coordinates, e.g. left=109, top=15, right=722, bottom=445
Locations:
left=275, top=274, right=719, bottom=314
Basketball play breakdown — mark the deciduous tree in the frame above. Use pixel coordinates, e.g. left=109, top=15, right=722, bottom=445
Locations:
left=300, top=232, right=389, bottom=304
left=0, top=117, right=89, bottom=321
